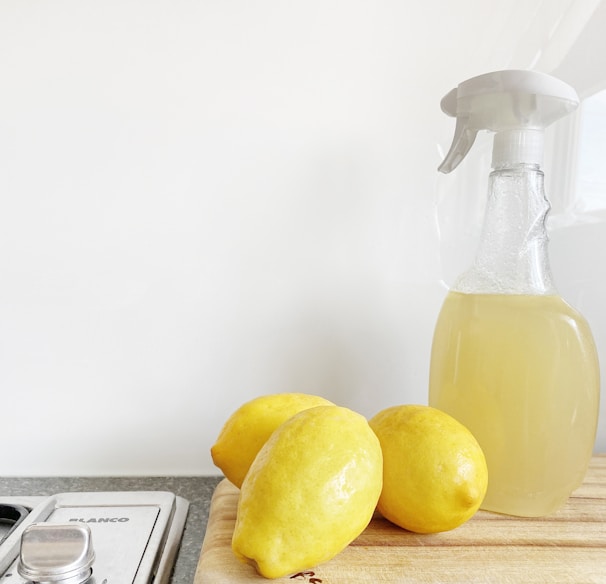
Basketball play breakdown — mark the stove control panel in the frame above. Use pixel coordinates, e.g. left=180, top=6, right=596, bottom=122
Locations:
left=0, top=492, right=188, bottom=584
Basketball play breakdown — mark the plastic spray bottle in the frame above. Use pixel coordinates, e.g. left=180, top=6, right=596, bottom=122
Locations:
left=429, top=70, right=600, bottom=517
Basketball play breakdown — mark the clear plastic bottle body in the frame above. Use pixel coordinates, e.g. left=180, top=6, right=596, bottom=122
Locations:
left=429, top=165, right=600, bottom=517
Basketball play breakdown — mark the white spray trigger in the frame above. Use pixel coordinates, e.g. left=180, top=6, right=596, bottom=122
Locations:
left=439, top=87, right=480, bottom=173
left=438, top=70, right=579, bottom=174
left=438, top=117, right=479, bottom=174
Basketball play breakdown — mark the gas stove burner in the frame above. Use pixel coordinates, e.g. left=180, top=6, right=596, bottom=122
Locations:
left=0, top=491, right=189, bottom=584
left=0, top=504, right=28, bottom=545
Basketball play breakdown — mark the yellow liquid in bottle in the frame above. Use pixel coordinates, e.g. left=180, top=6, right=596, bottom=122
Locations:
left=429, top=291, right=600, bottom=517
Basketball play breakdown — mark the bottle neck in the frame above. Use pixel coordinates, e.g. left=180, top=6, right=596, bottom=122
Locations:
left=454, top=163, right=556, bottom=295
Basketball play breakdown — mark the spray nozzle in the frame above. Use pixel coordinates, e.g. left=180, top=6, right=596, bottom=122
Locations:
left=438, top=70, right=579, bottom=174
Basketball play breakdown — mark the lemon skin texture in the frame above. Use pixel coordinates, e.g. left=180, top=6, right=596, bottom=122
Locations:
left=211, top=393, right=334, bottom=488
left=369, top=404, right=488, bottom=534
left=232, top=405, right=383, bottom=579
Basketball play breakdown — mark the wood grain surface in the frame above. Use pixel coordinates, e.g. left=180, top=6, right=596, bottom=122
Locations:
left=194, top=455, right=606, bottom=583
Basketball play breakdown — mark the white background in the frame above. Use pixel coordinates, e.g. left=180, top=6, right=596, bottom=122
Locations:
left=1, top=0, right=605, bottom=475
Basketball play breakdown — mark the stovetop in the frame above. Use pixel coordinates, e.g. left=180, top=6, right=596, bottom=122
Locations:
left=0, top=491, right=189, bottom=584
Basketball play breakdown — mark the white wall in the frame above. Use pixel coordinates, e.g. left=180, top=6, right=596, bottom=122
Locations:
left=1, top=0, right=604, bottom=475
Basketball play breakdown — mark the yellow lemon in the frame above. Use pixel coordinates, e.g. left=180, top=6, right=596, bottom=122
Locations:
left=232, top=405, right=383, bottom=579
left=369, top=404, right=487, bottom=534
left=211, top=393, right=334, bottom=488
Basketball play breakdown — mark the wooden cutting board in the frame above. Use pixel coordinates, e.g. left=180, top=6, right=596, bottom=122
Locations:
left=194, top=455, right=606, bottom=583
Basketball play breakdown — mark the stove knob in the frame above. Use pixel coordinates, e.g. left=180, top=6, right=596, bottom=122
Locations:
left=17, top=523, right=95, bottom=584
